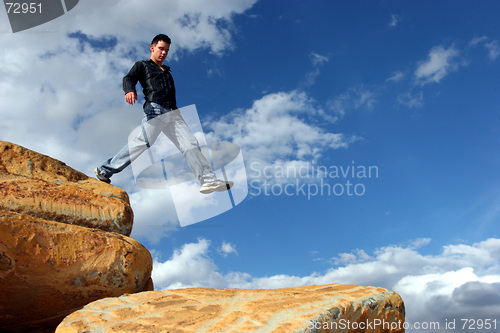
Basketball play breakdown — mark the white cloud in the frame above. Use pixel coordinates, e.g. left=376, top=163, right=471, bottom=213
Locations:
left=397, top=91, right=424, bottom=108
left=353, top=89, right=376, bottom=109
left=327, top=86, right=376, bottom=119
left=50, top=0, right=258, bottom=56
left=129, top=188, right=180, bottom=243
left=485, top=40, right=500, bottom=61
left=332, top=248, right=371, bottom=265
left=389, top=14, right=399, bottom=28
left=302, top=52, right=329, bottom=87
left=303, top=68, right=322, bottom=87
left=468, top=36, right=500, bottom=61
left=206, top=90, right=357, bottom=183
left=387, top=71, right=406, bottom=83
left=414, top=45, right=465, bottom=85
left=407, top=237, right=432, bottom=249
left=468, top=36, right=488, bottom=47
left=219, top=241, right=238, bottom=257
left=152, top=237, right=500, bottom=331
left=309, top=52, right=329, bottom=66
left=152, top=239, right=227, bottom=289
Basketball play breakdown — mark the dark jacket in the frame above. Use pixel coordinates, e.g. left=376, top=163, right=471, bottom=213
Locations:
left=123, top=59, right=177, bottom=110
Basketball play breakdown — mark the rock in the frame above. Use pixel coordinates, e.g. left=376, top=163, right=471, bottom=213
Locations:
left=0, top=141, right=133, bottom=235
left=0, top=210, right=153, bottom=332
left=55, top=284, right=405, bottom=333
left=0, top=141, right=88, bottom=183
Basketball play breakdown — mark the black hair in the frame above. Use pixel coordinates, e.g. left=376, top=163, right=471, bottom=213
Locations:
left=151, top=34, right=171, bottom=45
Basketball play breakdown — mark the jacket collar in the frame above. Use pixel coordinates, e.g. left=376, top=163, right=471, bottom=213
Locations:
left=147, top=59, right=170, bottom=71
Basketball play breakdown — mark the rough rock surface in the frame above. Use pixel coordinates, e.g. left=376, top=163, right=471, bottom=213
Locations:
left=0, top=211, right=153, bottom=331
left=0, top=141, right=153, bottom=331
left=56, top=284, right=405, bottom=333
left=0, top=141, right=133, bottom=235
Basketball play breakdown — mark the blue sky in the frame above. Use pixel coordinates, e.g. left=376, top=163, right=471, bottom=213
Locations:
left=1, top=0, right=500, bottom=331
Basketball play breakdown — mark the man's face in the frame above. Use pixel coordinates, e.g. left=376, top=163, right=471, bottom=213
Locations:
left=150, top=40, right=170, bottom=64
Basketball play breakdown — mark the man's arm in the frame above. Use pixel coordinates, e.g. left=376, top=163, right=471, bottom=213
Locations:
left=123, top=61, right=142, bottom=106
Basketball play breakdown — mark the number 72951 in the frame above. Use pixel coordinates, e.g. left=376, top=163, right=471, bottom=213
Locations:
left=5, top=2, right=42, bottom=14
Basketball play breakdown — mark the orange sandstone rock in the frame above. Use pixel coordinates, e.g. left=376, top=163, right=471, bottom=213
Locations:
left=0, top=211, right=153, bottom=331
left=0, top=141, right=88, bottom=183
left=56, top=284, right=405, bottom=333
left=0, top=141, right=133, bottom=235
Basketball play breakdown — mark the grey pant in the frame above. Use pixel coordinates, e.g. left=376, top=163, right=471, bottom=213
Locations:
left=99, top=102, right=216, bottom=184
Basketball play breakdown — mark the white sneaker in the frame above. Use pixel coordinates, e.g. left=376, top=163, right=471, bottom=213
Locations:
left=200, top=179, right=234, bottom=194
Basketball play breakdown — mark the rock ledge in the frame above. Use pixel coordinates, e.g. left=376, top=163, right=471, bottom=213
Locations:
left=56, top=283, right=405, bottom=333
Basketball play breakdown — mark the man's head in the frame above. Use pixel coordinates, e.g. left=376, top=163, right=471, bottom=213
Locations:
left=150, top=34, right=171, bottom=65
left=151, top=34, right=171, bottom=46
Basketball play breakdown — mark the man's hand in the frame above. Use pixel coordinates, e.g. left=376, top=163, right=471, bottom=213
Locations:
left=125, top=92, right=137, bottom=105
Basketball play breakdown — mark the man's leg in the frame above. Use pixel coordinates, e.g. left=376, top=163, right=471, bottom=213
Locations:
left=161, top=109, right=232, bottom=193
left=96, top=116, right=161, bottom=182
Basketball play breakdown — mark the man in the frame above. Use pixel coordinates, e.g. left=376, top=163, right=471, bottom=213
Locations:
left=95, top=34, right=232, bottom=194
